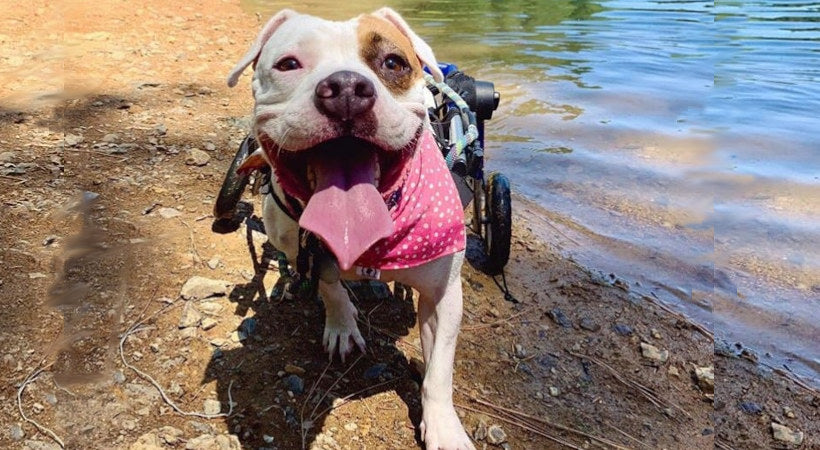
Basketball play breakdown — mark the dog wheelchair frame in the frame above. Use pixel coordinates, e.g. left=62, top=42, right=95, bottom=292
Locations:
left=212, top=63, right=512, bottom=276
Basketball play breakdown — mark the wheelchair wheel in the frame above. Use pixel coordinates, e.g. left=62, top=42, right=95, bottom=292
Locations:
left=473, top=172, right=511, bottom=275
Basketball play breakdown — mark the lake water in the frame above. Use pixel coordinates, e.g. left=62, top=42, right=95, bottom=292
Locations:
left=243, top=1, right=820, bottom=383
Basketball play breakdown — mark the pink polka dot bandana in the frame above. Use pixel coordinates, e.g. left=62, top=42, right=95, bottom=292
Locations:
left=355, top=129, right=466, bottom=270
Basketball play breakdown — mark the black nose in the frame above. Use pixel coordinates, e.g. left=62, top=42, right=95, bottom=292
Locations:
left=314, top=71, right=376, bottom=121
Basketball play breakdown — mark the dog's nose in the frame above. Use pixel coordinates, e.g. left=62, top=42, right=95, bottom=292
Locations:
left=314, top=71, right=376, bottom=121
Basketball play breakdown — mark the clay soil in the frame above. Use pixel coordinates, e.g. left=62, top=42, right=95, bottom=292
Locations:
left=1, top=1, right=817, bottom=449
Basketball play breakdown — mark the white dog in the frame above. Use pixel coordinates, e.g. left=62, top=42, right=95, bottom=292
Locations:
left=227, top=8, right=474, bottom=449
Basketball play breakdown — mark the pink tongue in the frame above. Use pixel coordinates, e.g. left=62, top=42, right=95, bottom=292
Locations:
left=299, top=151, right=394, bottom=271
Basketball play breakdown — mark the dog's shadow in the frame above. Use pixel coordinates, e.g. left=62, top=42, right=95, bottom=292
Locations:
left=202, top=237, right=425, bottom=449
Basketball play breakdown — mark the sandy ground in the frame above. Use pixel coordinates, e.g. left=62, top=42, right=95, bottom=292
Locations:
left=1, top=1, right=817, bottom=449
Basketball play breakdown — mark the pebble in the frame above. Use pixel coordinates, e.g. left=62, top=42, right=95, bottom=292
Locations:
left=180, top=276, right=231, bottom=300
left=178, top=302, right=202, bottom=329
left=284, top=374, right=304, bottom=394
left=487, top=424, right=507, bottom=445
left=473, top=418, right=488, bottom=441
left=113, top=369, right=126, bottom=384
left=514, top=344, right=527, bottom=359
left=0, top=151, right=18, bottom=163
left=64, top=133, right=83, bottom=147
left=203, top=399, right=221, bottom=415
left=207, top=258, right=220, bottom=270
left=32, top=403, right=44, bottom=414
left=548, top=308, right=572, bottom=328
left=613, top=324, right=633, bottom=336
left=739, top=402, right=762, bottom=415
left=344, top=422, right=358, bottom=431
left=650, top=328, right=662, bottom=339
left=102, top=133, right=119, bottom=143
left=10, top=424, right=24, bottom=441
left=285, top=363, right=306, bottom=375
left=694, top=366, right=714, bottom=393
left=263, top=435, right=275, bottom=444
left=201, top=318, right=218, bottom=331
left=771, top=422, right=803, bottom=445
left=784, top=406, right=796, bottom=419
left=639, top=342, right=668, bottom=363
left=24, top=440, right=61, bottom=450
left=579, top=317, right=601, bottom=332
left=199, top=301, right=224, bottom=315
left=185, top=148, right=210, bottom=166
left=549, top=386, right=560, bottom=397
left=364, top=363, right=388, bottom=380
left=204, top=142, right=217, bottom=151
left=668, top=366, right=680, bottom=378
left=157, top=207, right=181, bottom=219
left=239, top=317, right=258, bottom=337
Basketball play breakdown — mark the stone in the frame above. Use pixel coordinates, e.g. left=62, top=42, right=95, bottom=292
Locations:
left=24, top=441, right=61, bottom=450
left=548, top=308, right=572, bottom=328
left=613, top=324, right=633, bottom=336
left=102, top=133, right=120, bottom=143
left=10, top=424, right=24, bottom=441
left=178, top=302, right=202, bottom=329
left=514, top=344, right=527, bottom=359
left=186, top=435, right=216, bottom=450
left=64, top=133, right=84, bottom=147
left=201, top=318, right=218, bottom=331
left=207, top=258, right=220, bottom=270
left=238, top=317, right=258, bottom=337
left=579, top=317, right=601, bottom=332
left=639, top=342, right=668, bottom=363
left=487, top=425, right=507, bottom=445
left=204, top=399, right=221, bottom=415
left=344, top=422, right=357, bottom=431
left=185, top=148, right=210, bottom=166
left=364, top=363, right=388, bottom=380
left=549, top=386, right=560, bottom=397
left=180, top=276, right=231, bottom=300
left=199, top=301, right=224, bottom=315
left=285, top=374, right=304, bottom=394
left=157, top=426, right=184, bottom=445
left=285, top=364, right=306, bottom=376
left=739, top=402, right=762, bottom=415
left=668, top=366, right=680, bottom=378
left=771, top=422, right=803, bottom=445
left=0, top=151, right=18, bottom=163
left=784, top=406, right=796, bottom=419
left=157, top=207, right=181, bottom=219
left=694, top=366, right=714, bottom=393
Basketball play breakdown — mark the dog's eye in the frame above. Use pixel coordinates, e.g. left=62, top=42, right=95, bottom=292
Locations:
left=382, top=54, right=408, bottom=73
left=274, top=57, right=302, bottom=72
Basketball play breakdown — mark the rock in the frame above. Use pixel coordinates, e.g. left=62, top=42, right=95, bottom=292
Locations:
left=739, top=402, right=762, bottom=415
left=694, top=366, right=714, bottom=393
left=473, top=418, right=488, bottom=441
left=771, top=422, right=803, bottom=445
left=284, top=374, right=304, bottom=394
left=201, top=318, right=218, bottom=331
left=514, top=344, right=527, bottom=359
left=285, top=364, right=306, bottom=375
left=639, top=342, right=668, bottom=363
left=23, top=441, right=61, bottom=450
left=364, top=363, right=388, bottom=380
left=548, top=308, right=572, bottom=328
left=203, top=399, right=221, bottom=415
left=113, top=370, right=126, bottom=384
left=207, top=258, right=220, bottom=270
left=154, top=123, right=167, bottom=136
left=204, top=142, right=217, bottom=151
left=178, top=301, right=202, bottom=329
left=64, top=133, right=83, bottom=147
left=10, top=423, right=24, bottom=441
left=549, top=386, right=560, bottom=397
left=613, top=324, right=633, bottom=336
left=157, top=207, right=181, bottom=219
left=344, top=422, right=358, bottom=431
left=487, top=424, right=507, bottom=445
left=186, top=434, right=217, bottom=449
left=784, top=406, right=796, bottom=419
left=180, top=276, right=231, bottom=300
left=102, top=133, right=120, bottom=143
left=185, top=148, right=210, bottom=166
left=0, top=151, right=18, bottom=163
left=263, top=434, right=275, bottom=444
left=199, top=301, right=224, bottom=315
left=130, top=431, right=164, bottom=450
left=156, top=426, right=184, bottom=445
left=579, top=317, right=601, bottom=332
left=32, top=403, right=44, bottom=414
left=650, top=328, right=662, bottom=339
left=668, top=366, right=680, bottom=378
left=238, top=317, right=258, bottom=337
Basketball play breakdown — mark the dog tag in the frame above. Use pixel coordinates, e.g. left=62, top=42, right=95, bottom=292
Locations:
left=356, top=266, right=381, bottom=280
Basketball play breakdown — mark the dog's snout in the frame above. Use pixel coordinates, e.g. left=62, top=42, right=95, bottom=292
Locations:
left=314, top=71, right=376, bottom=121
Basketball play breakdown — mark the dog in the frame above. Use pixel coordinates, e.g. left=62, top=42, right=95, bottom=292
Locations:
left=226, top=8, right=474, bottom=450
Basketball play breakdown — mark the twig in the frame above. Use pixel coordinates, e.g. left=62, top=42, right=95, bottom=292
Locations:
left=641, top=295, right=713, bottom=341
left=17, top=363, right=65, bottom=449
left=312, top=376, right=401, bottom=419
left=119, top=322, right=235, bottom=418
left=715, top=439, right=735, bottom=450
left=578, top=412, right=650, bottom=449
left=456, top=402, right=582, bottom=449
left=0, top=174, right=28, bottom=184
left=462, top=307, right=532, bottom=331
left=568, top=351, right=691, bottom=419
left=177, top=218, right=204, bottom=267
left=466, top=394, right=630, bottom=449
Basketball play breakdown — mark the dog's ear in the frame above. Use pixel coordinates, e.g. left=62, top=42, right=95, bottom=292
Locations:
left=227, top=9, right=297, bottom=88
left=372, top=7, right=443, bottom=82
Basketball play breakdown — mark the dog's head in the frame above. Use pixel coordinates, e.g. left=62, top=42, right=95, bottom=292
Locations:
left=227, top=8, right=442, bottom=270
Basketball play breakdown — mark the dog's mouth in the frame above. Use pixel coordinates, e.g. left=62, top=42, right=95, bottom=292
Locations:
left=259, top=132, right=419, bottom=270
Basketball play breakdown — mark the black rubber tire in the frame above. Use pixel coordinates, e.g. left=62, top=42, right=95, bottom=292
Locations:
left=212, top=136, right=256, bottom=234
left=471, top=176, right=485, bottom=238
left=483, top=172, right=511, bottom=275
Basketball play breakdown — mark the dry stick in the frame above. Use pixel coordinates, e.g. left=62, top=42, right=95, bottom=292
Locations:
left=715, top=439, right=735, bottom=450
left=461, top=307, right=532, bottom=331
left=467, top=395, right=630, bottom=450
left=568, top=351, right=691, bottom=419
left=456, top=402, right=582, bottom=450
left=578, top=412, right=650, bottom=450
left=119, top=323, right=235, bottom=419
left=641, top=295, right=713, bottom=340
left=17, top=363, right=65, bottom=449
left=177, top=218, right=204, bottom=268
left=300, top=360, right=334, bottom=448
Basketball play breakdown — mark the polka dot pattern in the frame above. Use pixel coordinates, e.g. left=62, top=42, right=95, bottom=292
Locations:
left=356, top=130, right=466, bottom=270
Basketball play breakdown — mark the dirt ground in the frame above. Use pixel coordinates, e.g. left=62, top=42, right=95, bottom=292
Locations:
left=1, top=1, right=817, bottom=449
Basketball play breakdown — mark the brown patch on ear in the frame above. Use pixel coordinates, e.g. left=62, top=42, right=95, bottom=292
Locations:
left=237, top=149, right=269, bottom=175
left=358, top=15, right=423, bottom=94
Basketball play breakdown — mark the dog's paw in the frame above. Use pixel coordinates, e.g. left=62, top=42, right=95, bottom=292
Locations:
left=420, top=403, right=475, bottom=450
left=322, top=300, right=366, bottom=362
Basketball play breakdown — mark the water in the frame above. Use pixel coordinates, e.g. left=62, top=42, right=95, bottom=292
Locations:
left=242, top=1, right=820, bottom=382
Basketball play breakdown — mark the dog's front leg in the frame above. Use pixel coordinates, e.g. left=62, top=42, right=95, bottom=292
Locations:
left=416, top=254, right=475, bottom=450
left=319, top=279, right=366, bottom=362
